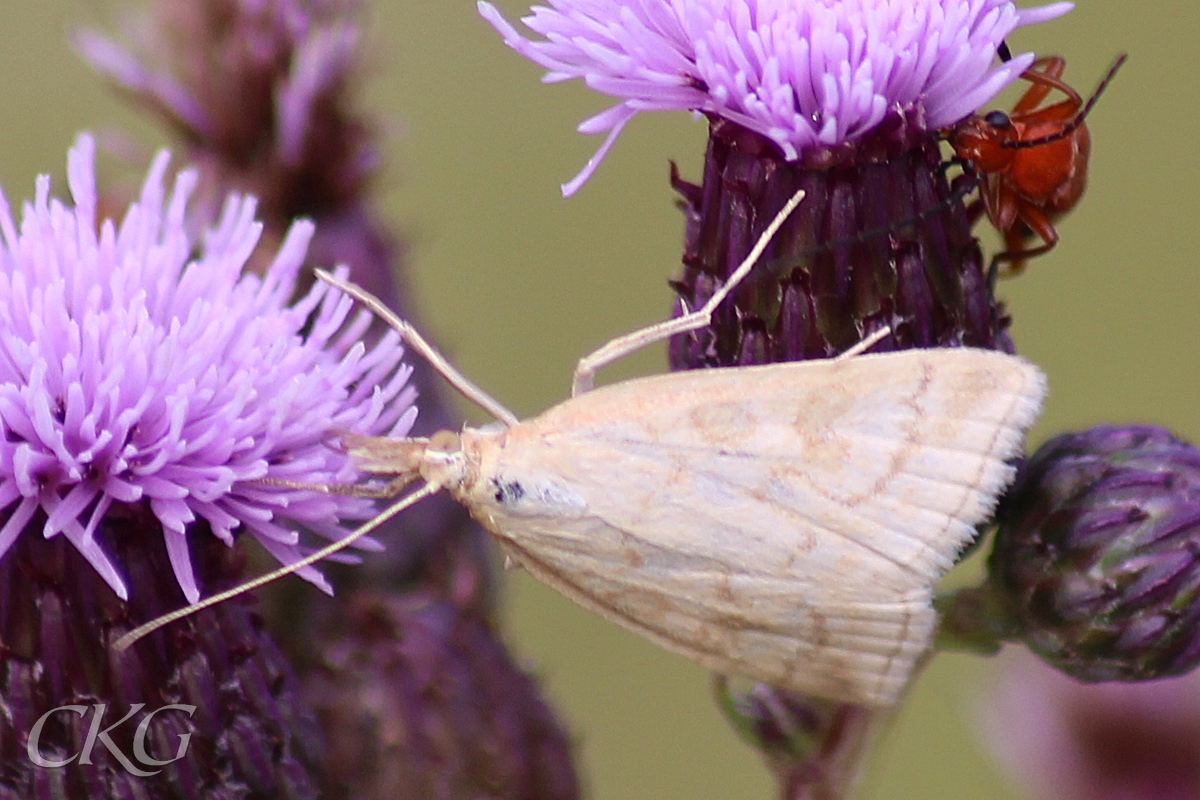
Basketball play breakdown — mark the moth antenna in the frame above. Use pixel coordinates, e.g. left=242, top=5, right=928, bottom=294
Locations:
left=316, top=270, right=519, bottom=427
left=1001, top=53, right=1127, bottom=149
left=572, top=188, right=807, bottom=394
left=112, top=481, right=441, bottom=652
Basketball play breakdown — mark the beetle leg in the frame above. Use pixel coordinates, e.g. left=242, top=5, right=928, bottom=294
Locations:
left=1012, top=56, right=1080, bottom=115
left=990, top=204, right=1058, bottom=277
left=986, top=177, right=1020, bottom=233
left=1029, top=56, right=1067, bottom=80
left=1011, top=57, right=1062, bottom=113
left=964, top=197, right=986, bottom=228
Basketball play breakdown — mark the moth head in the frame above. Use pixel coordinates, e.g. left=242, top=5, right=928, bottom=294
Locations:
left=417, top=429, right=471, bottom=491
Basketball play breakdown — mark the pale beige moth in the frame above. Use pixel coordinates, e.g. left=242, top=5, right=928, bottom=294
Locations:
left=117, top=192, right=1046, bottom=706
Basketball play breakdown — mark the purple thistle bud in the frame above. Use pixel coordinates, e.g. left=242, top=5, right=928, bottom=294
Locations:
left=986, top=425, right=1200, bottom=681
left=301, top=591, right=578, bottom=800
left=480, top=0, right=1073, bottom=195
left=717, top=678, right=878, bottom=796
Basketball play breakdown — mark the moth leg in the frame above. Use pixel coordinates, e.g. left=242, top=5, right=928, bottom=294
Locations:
left=315, top=270, right=519, bottom=427
left=114, top=480, right=442, bottom=651
left=571, top=189, right=807, bottom=395
left=834, top=326, right=892, bottom=361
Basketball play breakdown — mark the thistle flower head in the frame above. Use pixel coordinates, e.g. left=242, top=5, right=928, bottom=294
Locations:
left=76, top=0, right=376, bottom=220
left=988, top=425, right=1200, bottom=680
left=480, top=0, right=1073, bottom=194
left=0, top=133, right=415, bottom=604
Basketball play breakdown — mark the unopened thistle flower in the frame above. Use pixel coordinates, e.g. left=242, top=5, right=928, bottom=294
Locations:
left=983, top=425, right=1200, bottom=681
left=717, top=677, right=880, bottom=796
left=0, top=133, right=415, bottom=796
left=304, top=590, right=579, bottom=800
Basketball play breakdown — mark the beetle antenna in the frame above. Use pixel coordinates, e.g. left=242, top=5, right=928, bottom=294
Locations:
left=1002, top=53, right=1127, bottom=150
left=765, top=164, right=979, bottom=261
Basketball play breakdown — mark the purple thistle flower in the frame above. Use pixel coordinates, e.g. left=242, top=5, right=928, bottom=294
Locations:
left=78, top=6, right=583, bottom=797
left=77, top=0, right=476, bottom=576
left=75, top=0, right=377, bottom=226
left=482, top=2, right=1082, bottom=798
left=480, top=0, right=1073, bottom=195
left=0, top=133, right=415, bottom=604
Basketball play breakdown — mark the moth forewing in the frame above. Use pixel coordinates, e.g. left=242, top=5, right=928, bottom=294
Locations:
left=420, top=347, right=1045, bottom=706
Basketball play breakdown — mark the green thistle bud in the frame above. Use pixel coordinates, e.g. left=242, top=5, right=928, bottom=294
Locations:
left=987, top=425, right=1200, bottom=681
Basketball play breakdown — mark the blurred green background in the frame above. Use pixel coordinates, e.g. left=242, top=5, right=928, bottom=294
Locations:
left=1, top=1, right=1196, bottom=798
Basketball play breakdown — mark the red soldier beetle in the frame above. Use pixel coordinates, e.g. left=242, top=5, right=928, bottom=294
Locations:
left=948, top=54, right=1127, bottom=276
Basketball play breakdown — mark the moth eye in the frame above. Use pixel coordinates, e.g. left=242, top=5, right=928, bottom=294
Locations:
left=493, top=479, right=525, bottom=504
